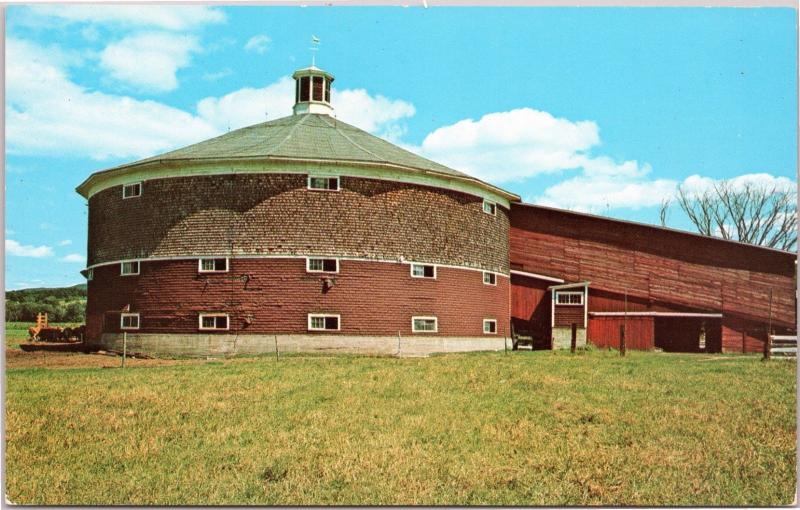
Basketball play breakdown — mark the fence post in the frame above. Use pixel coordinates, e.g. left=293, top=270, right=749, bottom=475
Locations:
left=122, top=331, right=127, bottom=368
left=619, top=324, right=626, bottom=357
left=570, top=323, right=577, bottom=354
left=274, top=335, right=279, bottom=361
left=397, top=331, right=402, bottom=357
left=764, top=333, right=772, bottom=361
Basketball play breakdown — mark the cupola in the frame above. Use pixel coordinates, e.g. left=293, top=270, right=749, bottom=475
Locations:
left=292, top=66, right=334, bottom=116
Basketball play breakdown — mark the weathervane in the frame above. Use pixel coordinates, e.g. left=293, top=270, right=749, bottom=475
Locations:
left=310, top=35, right=320, bottom=66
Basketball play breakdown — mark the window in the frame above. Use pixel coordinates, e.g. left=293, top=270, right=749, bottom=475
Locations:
left=411, top=263, right=436, bottom=279
left=199, top=258, right=228, bottom=273
left=325, top=79, right=331, bottom=102
left=308, top=176, right=340, bottom=191
left=120, top=261, right=140, bottom=276
left=86, top=268, right=94, bottom=281
left=483, top=319, right=497, bottom=334
left=555, top=291, right=584, bottom=306
left=482, top=200, right=496, bottom=216
left=199, top=314, right=229, bottom=330
left=120, top=313, right=140, bottom=330
left=299, top=76, right=310, bottom=102
left=312, top=76, right=324, bottom=101
left=308, top=314, right=340, bottom=331
left=307, top=258, right=338, bottom=273
left=122, top=182, right=142, bottom=199
left=483, top=272, right=496, bottom=285
left=412, top=316, right=438, bottom=333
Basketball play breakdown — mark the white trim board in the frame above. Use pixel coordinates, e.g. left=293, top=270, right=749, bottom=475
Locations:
left=509, top=269, right=564, bottom=283
left=588, top=312, right=723, bottom=318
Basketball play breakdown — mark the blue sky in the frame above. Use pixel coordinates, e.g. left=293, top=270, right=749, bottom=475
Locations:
left=5, top=5, right=797, bottom=289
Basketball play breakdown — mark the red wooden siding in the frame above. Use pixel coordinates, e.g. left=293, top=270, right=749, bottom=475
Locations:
left=588, top=317, right=655, bottom=350
left=510, top=204, right=796, bottom=330
left=86, top=258, right=510, bottom=340
left=554, top=305, right=583, bottom=327
left=510, top=275, right=550, bottom=340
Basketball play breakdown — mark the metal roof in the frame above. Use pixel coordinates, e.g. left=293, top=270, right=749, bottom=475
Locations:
left=77, top=113, right=519, bottom=201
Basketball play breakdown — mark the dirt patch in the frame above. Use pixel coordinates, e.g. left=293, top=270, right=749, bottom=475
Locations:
left=5, top=348, right=203, bottom=370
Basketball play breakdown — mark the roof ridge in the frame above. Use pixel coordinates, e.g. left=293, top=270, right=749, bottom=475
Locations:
left=267, top=114, right=311, bottom=154
left=318, top=115, right=388, bottom=163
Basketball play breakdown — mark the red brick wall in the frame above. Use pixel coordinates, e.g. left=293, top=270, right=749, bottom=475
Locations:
left=86, top=257, right=510, bottom=340
left=510, top=204, right=796, bottom=329
left=88, top=173, right=509, bottom=273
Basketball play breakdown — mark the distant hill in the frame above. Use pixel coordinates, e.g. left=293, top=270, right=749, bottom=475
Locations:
left=6, top=284, right=87, bottom=323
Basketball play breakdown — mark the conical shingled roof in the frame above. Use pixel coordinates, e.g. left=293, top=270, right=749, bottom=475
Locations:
left=77, top=113, right=519, bottom=201
left=134, top=113, right=464, bottom=176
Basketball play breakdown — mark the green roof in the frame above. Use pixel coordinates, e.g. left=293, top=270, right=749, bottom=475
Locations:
left=78, top=113, right=518, bottom=201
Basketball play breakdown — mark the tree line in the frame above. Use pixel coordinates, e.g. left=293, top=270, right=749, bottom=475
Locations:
left=5, top=284, right=86, bottom=323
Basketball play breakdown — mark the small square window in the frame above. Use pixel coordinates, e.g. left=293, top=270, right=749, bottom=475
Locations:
left=308, top=314, right=340, bottom=331
left=411, top=263, right=436, bottom=279
left=199, top=258, right=228, bottom=272
left=121, top=261, right=140, bottom=276
left=483, top=319, right=497, bottom=335
left=120, top=313, right=140, bottom=330
left=308, top=176, right=340, bottom=191
left=482, top=201, right=496, bottom=216
left=307, top=258, right=338, bottom=273
left=199, top=314, right=229, bottom=330
left=483, top=272, right=496, bottom=285
left=412, top=316, right=438, bottom=333
left=123, top=183, right=142, bottom=199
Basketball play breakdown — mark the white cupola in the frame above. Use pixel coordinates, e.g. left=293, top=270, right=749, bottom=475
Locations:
left=292, top=66, right=335, bottom=116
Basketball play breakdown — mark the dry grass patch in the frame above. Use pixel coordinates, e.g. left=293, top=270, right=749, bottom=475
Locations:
left=5, top=349, right=796, bottom=505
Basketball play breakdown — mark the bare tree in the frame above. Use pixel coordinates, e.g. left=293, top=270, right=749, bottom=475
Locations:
left=659, top=199, right=671, bottom=227
left=673, top=180, right=797, bottom=251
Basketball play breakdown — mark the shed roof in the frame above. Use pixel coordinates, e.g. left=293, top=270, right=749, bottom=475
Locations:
left=77, top=113, right=519, bottom=201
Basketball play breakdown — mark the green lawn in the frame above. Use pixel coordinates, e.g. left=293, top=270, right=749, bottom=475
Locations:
left=5, top=349, right=796, bottom=505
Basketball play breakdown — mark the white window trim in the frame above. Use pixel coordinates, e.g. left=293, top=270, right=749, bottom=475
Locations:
left=411, top=316, right=438, bottom=333
left=198, top=257, right=229, bottom=273
left=482, top=271, right=497, bottom=286
left=410, top=263, right=437, bottom=279
left=120, top=261, right=140, bottom=276
left=482, top=200, right=497, bottom=216
left=307, top=175, right=340, bottom=192
left=120, top=313, right=140, bottom=330
left=555, top=291, right=584, bottom=306
left=483, top=319, right=497, bottom=335
left=306, top=257, right=339, bottom=273
left=122, top=182, right=142, bottom=199
left=308, top=313, right=341, bottom=331
left=198, top=313, right=230, bottom=331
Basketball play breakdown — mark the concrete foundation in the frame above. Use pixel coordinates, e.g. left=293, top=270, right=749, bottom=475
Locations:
left=97, top=333, right=511, bottom=358
left=551, top=327, right=587, bottom=350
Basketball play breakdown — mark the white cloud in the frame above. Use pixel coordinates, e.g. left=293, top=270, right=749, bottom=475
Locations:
left=6, top=38, right=218, bottom=160
left=100, top=32, right=199, bottom=92
left=417, top=108, right=598, bottom=182
left=26, top=5, right=225, bottom=31
left=60, top=253, right=86, bottom=263
left=59, top=240, right=73, bottom=246
left=7, top=39, right=416, bottom=161
left=680, top=173, right=797, bottom=197
left=6, top=239, right=54, bottom=258
left=244, top=35, right=271, bottom=54
left=196, top=78, right=415, bottom=138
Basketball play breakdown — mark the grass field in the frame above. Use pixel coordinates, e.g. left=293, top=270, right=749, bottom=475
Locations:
left=5, top=348, right=796, bottom=505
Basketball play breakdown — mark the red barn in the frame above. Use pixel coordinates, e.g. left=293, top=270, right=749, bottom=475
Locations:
left=75, top=64, right=796, bottom=357
left=509, top=203, right=796, bottom=353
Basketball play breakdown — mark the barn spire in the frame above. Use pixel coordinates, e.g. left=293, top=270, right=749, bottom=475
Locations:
left=293, top=36, right=334, bottom=116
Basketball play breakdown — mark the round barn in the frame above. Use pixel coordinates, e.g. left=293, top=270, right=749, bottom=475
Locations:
left=76, top=66, right=518, bottom=357
left=77, top=65, right=796, bottom=357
